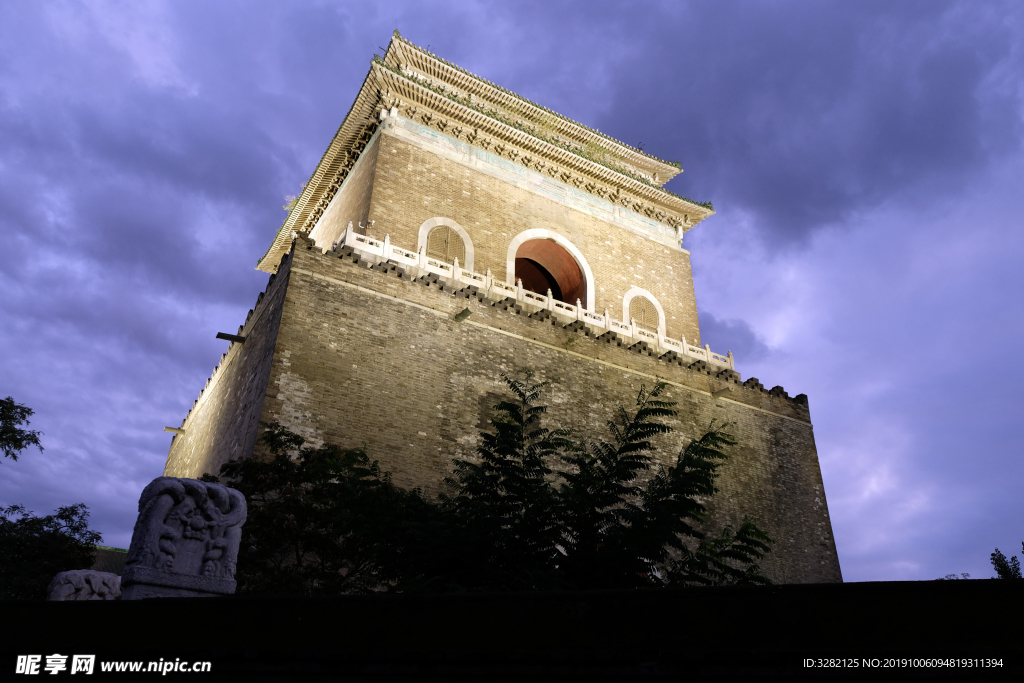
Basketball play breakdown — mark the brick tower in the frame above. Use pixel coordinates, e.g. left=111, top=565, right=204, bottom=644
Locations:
left=163, top=32, right=842, bottom=583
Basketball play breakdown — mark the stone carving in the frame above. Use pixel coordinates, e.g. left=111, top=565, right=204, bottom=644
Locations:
left=46, top=570, right=122, bottom=601
left=121, top=477, right=247, bottom=600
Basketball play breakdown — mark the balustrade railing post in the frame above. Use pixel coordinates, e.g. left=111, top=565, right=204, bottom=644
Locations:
left=546, top=289, right=554, bottom=311
left=704, top=343, right=711, bottom=361
left=576, top=299, right=583, bottom=321
left=603, top=308, right=610, bottom=328
left=383, top=234, right=391, bottom=260
left=728, top=350, right=735, bottom=370
left=418, top=246, right=427, bottom=269
left=485, top=268, right=492, bottom=291
left=453, top=256, right=461, bottom=282
left=630, top=317, right=637, bottom=338
left=516, top=278, right=524, bottom=301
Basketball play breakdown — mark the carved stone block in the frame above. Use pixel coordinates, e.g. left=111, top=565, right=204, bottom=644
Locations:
left=121, top=477, right=247, bottom=600
left=46, top=570, right=122, bottom=601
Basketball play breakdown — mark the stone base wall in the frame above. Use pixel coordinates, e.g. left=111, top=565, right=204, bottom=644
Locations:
left=165, top=235, right=840, bottom=583
left=218, top=237, right=839, bottom=584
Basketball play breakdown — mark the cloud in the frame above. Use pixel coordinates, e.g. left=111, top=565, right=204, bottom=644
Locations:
left=698, top=312, right=772, bottom=364
left=0, top=0, right=1021, bottom=582
left=590, top=0, right=1024, bottom=247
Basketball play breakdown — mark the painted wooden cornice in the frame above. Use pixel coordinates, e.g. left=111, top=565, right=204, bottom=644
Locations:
left=258, top=33, right=713, bottom=273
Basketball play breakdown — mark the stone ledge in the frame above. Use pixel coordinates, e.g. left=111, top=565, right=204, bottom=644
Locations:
left=122, top=566, right=236, bottom=596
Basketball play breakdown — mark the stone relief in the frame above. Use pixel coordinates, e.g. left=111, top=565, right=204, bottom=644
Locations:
left=46, top=570, right=122, bottom=601
left=121, top=477, right=247, bottom=600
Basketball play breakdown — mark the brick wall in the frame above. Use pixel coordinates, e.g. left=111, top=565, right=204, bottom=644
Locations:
left=308, top=135, right=382, bottom=249
left=310, top=121, right=702, bottom=344
left=229, top=238, right=840, bottom=583
left=163, top=254, right=290, bottom=480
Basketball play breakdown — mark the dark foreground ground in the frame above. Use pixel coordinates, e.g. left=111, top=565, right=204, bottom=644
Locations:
left=4, top=580, right=1021, bottom=681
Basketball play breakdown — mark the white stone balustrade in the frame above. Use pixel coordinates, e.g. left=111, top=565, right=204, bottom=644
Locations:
left=660, top=337, right=684, bottom=352
left=582, top=310, right=606, bottom=327
left=335, top=230, right=735, bottom=371
left=522, top=290, right=547, bottom=306
left=552, top=300, right=577, bottom=317
left=635, top=328, right=658, bottom=342
left=609, top=319, right=631, bottom=335
left=489, top=280, right=517, bottom=298
left=388, top=244, right=419, bottom=266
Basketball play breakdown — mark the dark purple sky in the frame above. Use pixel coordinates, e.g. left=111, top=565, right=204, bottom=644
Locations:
left=2, top=1, right=1021, bottom=582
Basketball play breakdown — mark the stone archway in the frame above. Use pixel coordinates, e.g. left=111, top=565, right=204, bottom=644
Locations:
left=506, top=229, right=595, bottom=310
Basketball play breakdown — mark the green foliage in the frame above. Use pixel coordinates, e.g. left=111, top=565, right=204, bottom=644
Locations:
left=1, top=396, right=43, bottom=463
left=223, top=373, right=773, bottom=595
left=555, top=384, right=771, bottom=588
left=205, top=423, right=440, bottom=596
left=667, top=521, right=774, bottom=586
left=990, top=545, right=1022, bottom=580
left=0, top=504, right=102, bottom=600
left=937, top=573, right=971, bottom=580
left=441, top=371, right=572, bottom=589
left=556, top=382, right=675, bottom=588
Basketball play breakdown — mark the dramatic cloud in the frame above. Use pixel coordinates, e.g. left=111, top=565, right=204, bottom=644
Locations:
left=1, top=0, right=1021, bottom=581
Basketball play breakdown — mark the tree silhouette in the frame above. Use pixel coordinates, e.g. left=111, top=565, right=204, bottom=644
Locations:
left=1, top=396, right=43, bottom=463
left=990, top=546, right=1022, bottom=580
left=0, top=504, right=101, bottom=599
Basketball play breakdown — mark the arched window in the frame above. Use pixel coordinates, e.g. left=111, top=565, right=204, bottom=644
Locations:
left=629, top=296, right=659, bottom=331
left=425, top=226, right=466, bottom=266
left=622, top=287, right=666, bottom=334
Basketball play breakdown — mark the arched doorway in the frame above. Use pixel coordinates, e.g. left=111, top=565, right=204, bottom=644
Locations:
left=514, top=239, right=587, bottom=306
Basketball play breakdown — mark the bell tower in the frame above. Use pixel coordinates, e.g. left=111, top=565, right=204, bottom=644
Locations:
left=163, top=32, right=842, bottom=584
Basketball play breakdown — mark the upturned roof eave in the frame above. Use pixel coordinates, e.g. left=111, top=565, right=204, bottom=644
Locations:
left=257, top=63, right=386, bottom=272
left=385, top=35, right=683, bottom=183
left=381, top=65, right=710, bottom=217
